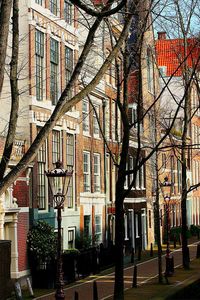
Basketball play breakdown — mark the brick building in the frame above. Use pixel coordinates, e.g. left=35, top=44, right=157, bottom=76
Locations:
left=156, top=32, right=200, bottom=233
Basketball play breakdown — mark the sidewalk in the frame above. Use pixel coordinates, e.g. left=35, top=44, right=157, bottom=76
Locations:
left=124, top=258, right=200, bottom=300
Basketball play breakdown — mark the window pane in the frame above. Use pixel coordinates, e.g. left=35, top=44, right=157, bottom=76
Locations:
left=83, top=152, right=90, bottom=192
left=50, top=39, right=59, bottom=104
left=83, top=100, right=89, bottom=132
left=52, top=130, right=61, bottom=163
left=50, top=0, right=58, bottom=15
left=64, top=0, right=73, bottom=24
left=35, top=30, right=44, bottom=101
left=37, top=140, right=47, bottom=209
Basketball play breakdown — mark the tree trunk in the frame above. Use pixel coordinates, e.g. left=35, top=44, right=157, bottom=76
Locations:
left=155, top=156, right=163, bottom=283
left=0, top=0, right=12, bottom=94
left=0, top=0, right=19, bottom=180
left=114, top=186, right=125, bottom=300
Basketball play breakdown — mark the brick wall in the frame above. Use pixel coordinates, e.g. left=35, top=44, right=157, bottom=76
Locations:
left=13, top=174, right=29, bottom=208
left=18, top=212, right=29, bottom=272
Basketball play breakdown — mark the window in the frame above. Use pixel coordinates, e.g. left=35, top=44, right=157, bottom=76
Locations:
left=64, top=0, right=73, bottom=25
left=82, top=100, right=89, bottom=133
left=124, top=162, right=128, bottom=189
left=93, top=105, right=100, bottom=137
left=95, top=215, right=102, bottom=242
left=37, top=140, right=47, bottom=209
left=147, top=48, right=154, bottom=92
left=50, top=0, right=58, bottom=15
left=94, top=153, right=101, bottom=192
left=35, top=30, right=44, bottom=101
left=52, top=130, right=61, bottom=164
left=177, top=159, right=182, bottom=193
left=132, top=106, right=137, bottom=128
left=84, top=215, right=91, bottom=237
left=35, top=0, right=43, bottom=5
left=105, top=100, right=110, bottom=139
left=50, top=38, right=59, bottom=104
left=112, top=100, right=116, bottom=140
left=139, top=164, right=145, bottom=189
left=106, top=154, right=110, bottom=199
left=171, top=156, right=175, bottom=194
left=68, top=228, right=75, bottom=249
left=129, top=156, right=134, bottom=185
left=65, top=46, right=73, bottom=86
left=83, top=151, right=91, bottom=192
left=66, top=134, right=74, bottom=208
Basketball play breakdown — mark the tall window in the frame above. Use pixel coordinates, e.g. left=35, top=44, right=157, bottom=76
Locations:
left=93, top=105, right=100, bottom=137
left=94, top=153, right=100, bottom=192
left=68, top=228, right=75, bottom=249
left=83, top=151, right=91, bottom=192
left=50, top=38, right=59, bottom=104
left=177, top=159, right=182, bottom=193
left=112, top=100, right=116, bottom=140
left=131, top=105, right=137, bottom=128
left=95, top=215, right=102, bottom=242
left=35, top=0, right=43, bottom=4
left=37, top=140, right=47, bottom=209
left=50, top=0, right=58, bottom=15
left=35, top=30, right=44, bottom=101
left=171, top=156, right=175, bottom=194
left=82, top=100, right=89, bottom=134
left=66, top=134, right=74, bottom=208
left=129, top=156, right=134, bottom=185
left=64, top=0, right=73, bottom=25
left=84, top=215, right=91, bottom=236
left=65, top=46, right=73, bottom=85
left=52, top=130, right=61, bottom=163
left=106, top=154, right=110, bottom=199
left=105, top=100, right=110, bottom=139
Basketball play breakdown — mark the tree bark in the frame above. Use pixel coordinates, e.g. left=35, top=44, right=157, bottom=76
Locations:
left=0, top=0, right=13, bottom=94
left=0, top=0, right=19, bottom=180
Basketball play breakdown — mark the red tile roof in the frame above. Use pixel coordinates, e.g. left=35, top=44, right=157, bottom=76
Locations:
left=156, top=37, right=200, bottom=76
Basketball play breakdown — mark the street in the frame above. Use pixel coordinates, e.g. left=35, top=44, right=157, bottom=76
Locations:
left=36, top=242, right=198, bottom=300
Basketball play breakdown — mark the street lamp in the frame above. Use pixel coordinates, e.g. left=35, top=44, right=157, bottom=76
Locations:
left=46, top=161, right=73, bottom=300
left=161, top=176, right=174, bottom=276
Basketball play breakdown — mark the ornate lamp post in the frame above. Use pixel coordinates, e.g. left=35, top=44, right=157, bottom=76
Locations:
left=161, top=176, right=174, bottom=276
left=46, top=161, right=73, bottom=300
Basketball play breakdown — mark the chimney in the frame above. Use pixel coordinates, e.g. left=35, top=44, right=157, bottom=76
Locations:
left=157, top=32, right=166, bottom=40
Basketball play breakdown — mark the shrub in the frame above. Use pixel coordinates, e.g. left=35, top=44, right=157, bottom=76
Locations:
left=27, top=220, right=57, bottom=263
left=190, top=224, right=200, bottom=236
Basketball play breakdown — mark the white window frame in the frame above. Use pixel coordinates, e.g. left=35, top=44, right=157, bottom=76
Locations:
left=83, top=151, right=91, bottom=192
left=94, top=153, right=101, bottom=193
left=95, top=215, right=102, bottom=242
left=93, top=104, right=100, bottom=138
left=82, top=100, right=90, bottom=135
left=68, top=227, right=76, bottom=249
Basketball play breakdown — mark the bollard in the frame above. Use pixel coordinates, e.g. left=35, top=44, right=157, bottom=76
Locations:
left=165, top=251, right=174, bottom=277
left=93, top=280, right=98, bottom=300
left=150, top=243, right=153, bottom=257
left=196, top=243, right=200, bottom=258
left=132, top=265, right=137, bottom=288
left=74, top=291, right=79, bottom=300
left=131, top=248, right=135, bottom=263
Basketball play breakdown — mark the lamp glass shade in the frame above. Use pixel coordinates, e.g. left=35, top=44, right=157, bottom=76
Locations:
left=46, top=161, right=73, bottom=198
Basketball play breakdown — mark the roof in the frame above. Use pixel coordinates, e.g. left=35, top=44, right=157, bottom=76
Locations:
left=156, top=37, right=200, bottom=77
